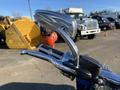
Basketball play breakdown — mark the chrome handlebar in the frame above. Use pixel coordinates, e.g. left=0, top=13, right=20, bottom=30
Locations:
left=20, top=44, right=77, bottom=80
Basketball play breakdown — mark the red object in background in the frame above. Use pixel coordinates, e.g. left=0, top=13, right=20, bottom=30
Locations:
left=43, top=32, right=58, bottom=48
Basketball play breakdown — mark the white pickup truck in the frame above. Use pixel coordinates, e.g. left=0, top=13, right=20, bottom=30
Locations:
left=60, top=8, right=101, bottom=40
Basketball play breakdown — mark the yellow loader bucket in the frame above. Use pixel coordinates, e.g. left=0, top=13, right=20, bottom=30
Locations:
left=0, top=24, right=6, bottom=32
left=5, top=18, right=42, bottom=49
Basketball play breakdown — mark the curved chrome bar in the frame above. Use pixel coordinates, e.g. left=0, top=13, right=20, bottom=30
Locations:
left=34, top=10, right=77, bottom=39
left=57, top=28, right=79, bottom=68
left=34, top=10, right=79, bottom=68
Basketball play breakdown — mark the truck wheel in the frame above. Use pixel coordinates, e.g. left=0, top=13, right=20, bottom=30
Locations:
left=73, top=35, right=78, bottom=42
left=73, top=32, right=80, bottom=42
left=88, top=34, right=95, bottom=39
left=0, top=37, right=5, bottom=45
left=0, top=32, right=6, bottom=45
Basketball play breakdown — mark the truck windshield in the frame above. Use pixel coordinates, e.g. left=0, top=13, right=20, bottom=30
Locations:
left=68, top=13, right=83, bottom=19
left=107, top=17, right=115, bottom=22
left=118, top=15, right=120, bottom=19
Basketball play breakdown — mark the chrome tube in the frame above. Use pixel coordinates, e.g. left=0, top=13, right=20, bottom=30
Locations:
left=57, top=28, right=79, bottom=68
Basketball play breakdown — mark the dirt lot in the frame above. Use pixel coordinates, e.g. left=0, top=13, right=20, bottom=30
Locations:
left=0, top=30, right=120, bottom=90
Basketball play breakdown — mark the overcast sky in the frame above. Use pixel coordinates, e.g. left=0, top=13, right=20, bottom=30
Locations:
left=0, top=0, right=120, bottom=17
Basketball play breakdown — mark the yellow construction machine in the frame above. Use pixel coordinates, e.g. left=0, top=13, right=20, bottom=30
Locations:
left=0, top=16, right=42, bottom=49
left=0, top=16, right=11, bottom=45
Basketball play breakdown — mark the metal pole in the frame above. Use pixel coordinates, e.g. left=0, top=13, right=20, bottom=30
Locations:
left=28, top=0, right=33, bottom=20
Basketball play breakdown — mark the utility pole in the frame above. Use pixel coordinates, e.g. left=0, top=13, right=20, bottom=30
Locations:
left=28, top=0, right=33, bottom=20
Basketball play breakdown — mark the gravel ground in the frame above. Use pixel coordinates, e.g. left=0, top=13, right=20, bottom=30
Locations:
left=0, top=30, right=120, bottom=90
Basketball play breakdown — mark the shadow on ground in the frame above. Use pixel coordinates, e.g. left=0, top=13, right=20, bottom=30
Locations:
left=0, top=82, right=75, bottom=90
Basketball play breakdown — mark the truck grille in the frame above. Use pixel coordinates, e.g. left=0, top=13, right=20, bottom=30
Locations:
left=85, top=20, right=98, bottom=30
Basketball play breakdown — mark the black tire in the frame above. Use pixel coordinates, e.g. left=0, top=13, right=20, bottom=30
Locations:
left=88, top=34, right=95, bottom=39
left=73, top=31, right=80, bottom=42
left=73, top=35, right=78, bottom=42
left=0, top=33, right=5, bottom=45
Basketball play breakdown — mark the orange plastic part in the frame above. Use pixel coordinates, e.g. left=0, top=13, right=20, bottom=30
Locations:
left=44, top=32, right=58, bottom=48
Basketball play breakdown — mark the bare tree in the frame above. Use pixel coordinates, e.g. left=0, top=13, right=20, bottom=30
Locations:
left=12, top=11, right=21, bottom=19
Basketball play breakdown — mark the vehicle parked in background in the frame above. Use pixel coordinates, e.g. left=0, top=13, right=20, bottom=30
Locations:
left=92, top=15, right=116, bottom=30
left=102, top=15, right=120, bottom=29
left=106, top=17, right=117, bottom=29
left=0, top=16, right=42, bottom=49
left=60, top=8, right=101, bottom=40
left=91, top=10, right=120, bottom=29
left=116, top=15, right=120, bottom=28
